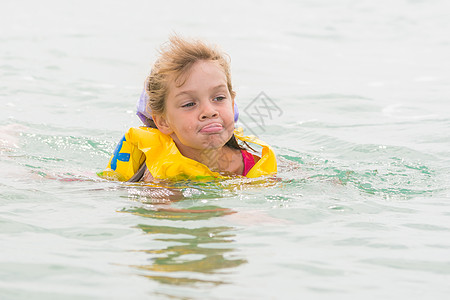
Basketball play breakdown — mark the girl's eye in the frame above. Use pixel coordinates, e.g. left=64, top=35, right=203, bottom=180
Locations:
left=213, top=96, right=226, bottom=102
left=181, top=102, right=196, bottom=108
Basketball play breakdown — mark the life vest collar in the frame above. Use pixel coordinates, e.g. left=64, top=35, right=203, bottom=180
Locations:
left=99, top=127, right=277, bottom=181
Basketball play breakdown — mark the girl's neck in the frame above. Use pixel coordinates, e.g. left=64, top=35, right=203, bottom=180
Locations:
left=175, top=142, right=243, bottom=175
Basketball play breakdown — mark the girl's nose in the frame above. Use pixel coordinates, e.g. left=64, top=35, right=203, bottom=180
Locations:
left=200, top=102, right=218, bottom=119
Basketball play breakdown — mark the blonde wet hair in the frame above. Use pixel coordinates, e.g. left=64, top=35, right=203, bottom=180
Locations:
left=145, top=35, right=236, bottom=118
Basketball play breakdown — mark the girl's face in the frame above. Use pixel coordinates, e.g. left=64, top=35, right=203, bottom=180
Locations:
left=154, top=60, right=235, bottom=154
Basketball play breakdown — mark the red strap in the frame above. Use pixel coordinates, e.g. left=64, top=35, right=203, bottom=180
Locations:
left=241, top=150, right=256, bottom=176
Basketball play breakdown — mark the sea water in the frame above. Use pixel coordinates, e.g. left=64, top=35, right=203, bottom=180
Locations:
left=1, top=0, right=450, bottom=299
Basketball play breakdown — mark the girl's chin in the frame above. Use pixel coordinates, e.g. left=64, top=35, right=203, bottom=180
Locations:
left=199, top=139, right=229, bottom=150
left=177, top=133, right=232, bottom=151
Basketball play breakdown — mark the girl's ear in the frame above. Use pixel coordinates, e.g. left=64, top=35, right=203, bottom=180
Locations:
left=152, top=114, right=173, bottom=135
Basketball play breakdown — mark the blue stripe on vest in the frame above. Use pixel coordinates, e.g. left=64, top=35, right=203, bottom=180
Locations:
left=110, top=135, right=131, bottom=171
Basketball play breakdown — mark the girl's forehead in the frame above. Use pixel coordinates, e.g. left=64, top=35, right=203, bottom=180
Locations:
left=170, top=60, right=227, bottom=89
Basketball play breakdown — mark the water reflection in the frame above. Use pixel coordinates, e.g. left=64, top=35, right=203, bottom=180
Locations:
left=133, top=224, right=246, bottom=286
left=121, top=205, right=234, bottom=221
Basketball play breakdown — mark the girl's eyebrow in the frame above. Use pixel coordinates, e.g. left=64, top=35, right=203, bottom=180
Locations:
left=174, top=90, right=193, bottom=98
left=174, top=84, right=228, bottom=98
left=211, top=84, right=227, bottom=91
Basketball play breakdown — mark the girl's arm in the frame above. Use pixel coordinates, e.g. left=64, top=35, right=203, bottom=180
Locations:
left=142, top=167, right=154, bottom=182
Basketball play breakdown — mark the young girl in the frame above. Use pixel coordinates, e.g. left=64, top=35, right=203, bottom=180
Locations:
left=99, top=36, right=277, bottom=182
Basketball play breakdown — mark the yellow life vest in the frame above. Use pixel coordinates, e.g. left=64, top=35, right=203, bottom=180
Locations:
left=98, top=127, right=277, bottom=181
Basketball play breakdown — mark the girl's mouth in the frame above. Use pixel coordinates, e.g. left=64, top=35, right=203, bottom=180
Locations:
left=199, top=123, right=223, bottom=133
